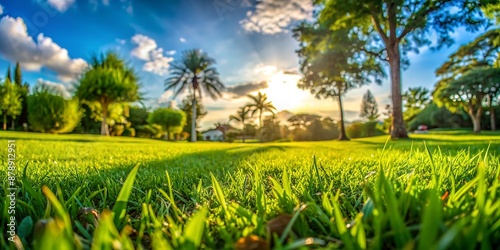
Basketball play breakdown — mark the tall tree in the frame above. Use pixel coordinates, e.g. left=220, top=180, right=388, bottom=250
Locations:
left=76, top=51, right=141, bottom=135
left=360, top=90, right=380, bottom=121
left=294, top=21, right=383, bottom=140
left=316, top=0, right=492, bottom=139
left=229, top=106, right=251, bottom=142
left=148, top=108, right=187, bottom=141
left=246, top=91, right=277, bottom=129
left=13, top=62, right=29, bottom=129
left=434, top=68, right=500, bottom=133
left=165, top=49, right=225, bottom=142
left=0, top=78, right=22, bottom=130
left=436, top=28, right=500, bottom=130
left=5, top=65, right=11, bottom=83
left=402, top=87, right=431, bottom=123
left=14, top=62, right=22, bottom=87
left=178, top=94, right=207, bottom=141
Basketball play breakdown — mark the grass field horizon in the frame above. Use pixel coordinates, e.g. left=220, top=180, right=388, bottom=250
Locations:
left=2, top=131, right=500, bottom=249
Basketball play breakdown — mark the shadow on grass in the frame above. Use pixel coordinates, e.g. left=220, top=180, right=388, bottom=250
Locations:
left=21, top=144, right=294, bottom=206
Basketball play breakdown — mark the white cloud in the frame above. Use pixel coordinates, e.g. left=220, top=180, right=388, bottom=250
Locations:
left=166, top=50, right=176, bottom=55
left=179, top=37, right=186, bottom=43
left=157, top=91, right=178, bottom=108
left=36, top=78, right=72, bottom=98
left=0, top=4, right=4, bottom=15
left=240, top=0, right=313, bottom=34
left=254, top=64, right=277, bottom=75
left=0, top=16, right=87, bottom=82
left=131, top=34, right=157, bottom=60
left=130, top=34, right=174, bottom=75
left=47, top=0, right=75, bottom=12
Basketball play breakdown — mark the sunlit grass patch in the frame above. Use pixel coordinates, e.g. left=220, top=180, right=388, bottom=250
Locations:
left=0, top=131, right=499, bottom=249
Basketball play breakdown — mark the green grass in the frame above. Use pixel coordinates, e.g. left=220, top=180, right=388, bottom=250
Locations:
left=1, top=131, right=499, bottom=249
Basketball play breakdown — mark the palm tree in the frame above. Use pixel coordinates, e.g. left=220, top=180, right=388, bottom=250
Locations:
left=229, top=106, right=251, bottom=142
left=76, top=51, right=140, bottom=135
left=246, top=91, right=277, bottom=129
left=165, top=49, right=224, bottom=142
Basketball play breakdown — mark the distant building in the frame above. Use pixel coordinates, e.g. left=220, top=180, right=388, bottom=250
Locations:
left=202, top=124, right=237, bottom=141
left=202, top=129, right=224, bottom=141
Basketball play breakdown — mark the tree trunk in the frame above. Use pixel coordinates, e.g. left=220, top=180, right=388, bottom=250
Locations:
left=337, top=95, right=349, bottom=141
left=100, top=103, right=109, bottom=136
left=11, top=119, right=14, bottom=130
left=191, top=97, right=197, bottom=142
left=3, top=113, right=6, bottom=131
left=472, top=115, right=481, bottom=133
left=468, top=106, right=482, bottom=133
left=242, top=120, right=246, bottom=143
left=259, top=111, right=263, bottom=129
left=165, top=129, right=170, bottom=141
left=388, top=45, right=409, bottom=139
left=490, top=95, right=496, bottom=131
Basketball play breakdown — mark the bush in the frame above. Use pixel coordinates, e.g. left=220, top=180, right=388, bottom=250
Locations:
left=135, top=125, right=162, bottom=138
left=346, top=121, right=385, bottom=138
left=122, top=127, right=136, bottom=137
left=28, top=91, right=82, bottom=134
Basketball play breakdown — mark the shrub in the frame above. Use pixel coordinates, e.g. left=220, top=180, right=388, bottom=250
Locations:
left=347, top=121, right=385, bottom=138
left=28, top=91, right=82, bottom=134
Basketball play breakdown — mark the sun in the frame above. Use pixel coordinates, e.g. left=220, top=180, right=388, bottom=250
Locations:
left=262, top=72, right=308, bottom=111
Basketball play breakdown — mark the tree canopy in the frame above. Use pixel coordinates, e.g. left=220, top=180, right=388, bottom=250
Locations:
left=28, top=85, right=82, bottom=134
left=294, top=18, right=383, bottom=140
left=360, top=90, right=380, bottom=121
left=434, top=67, right=500, bottom=132
left=76, top=51, right=141, bottom=135
left=246, top=91, right=277, bottom=129
left=148, top=108, right=187, bottom=140
left=313, top=0, right=493, bottom=139
left=403, top=87, right=431, bottom=123
left=0, top=78, right=22, bottom=130
left=165, top=49, right=224, bottom=142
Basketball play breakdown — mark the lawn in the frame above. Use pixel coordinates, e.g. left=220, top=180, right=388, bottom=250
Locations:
left=1, top=131, right=500, bottom=249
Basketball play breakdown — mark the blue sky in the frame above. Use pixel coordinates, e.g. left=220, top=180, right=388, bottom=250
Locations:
left=0, top=0, right=485, bottom=129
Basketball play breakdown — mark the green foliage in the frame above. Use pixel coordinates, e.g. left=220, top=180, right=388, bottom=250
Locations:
left=483, top=2, right=500, bottom=24
left=148, top=108, right=187, bottom=140
left=403, top=87, right=431, bottom=123
left=135, top=124, right=163, bottom=138
left=81, top=101, right=131, bottom=136
left=293, top=19, right=382, bottom=140
left=0, top=79, right=22, bottom=129
left=314, top=0, right=491, bottom=138
left=165, top=49, right=224, bottom=99
left=258, top=116, right=282, bottom=142
left=434, top=68, right=500, bottom=132
left=286, top=114, right=340, bottom=141
left=229, top=106, right=252, bottom=142
left=407, top=103, right=469, bottom=131
left=14, top=62, right=22, bottom=86
left=27, top=88, right=82, bottom=134
left=346, top=121, right=385, bottom=138
left=436, top=28, right=500, bottom=81
left=76, top=51, right=140, bottom=135
left=246, top=91, right=276, bottom=129
left=128, top=106, right=150, bottom=128
left=178, top=94, right=207, bottom=140
left=360, top=90, right=380, bottom=121
left=165, top=49, right=224, bottom=142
